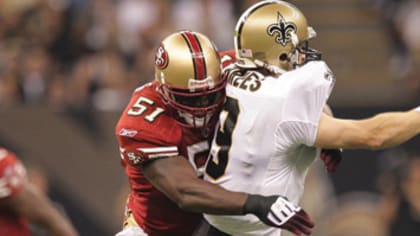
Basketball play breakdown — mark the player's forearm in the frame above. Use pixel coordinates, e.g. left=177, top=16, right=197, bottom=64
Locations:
left=40, top=206, right=79, bottom=236
left=143, top=157, right=247, bottom=215
left=44, top=217, right=79, bottom=236
left=363, top=109, right=420, bottom=149
left=174, top=178, right=247, bottom=215
left=22, top=185, right=79, bottom=236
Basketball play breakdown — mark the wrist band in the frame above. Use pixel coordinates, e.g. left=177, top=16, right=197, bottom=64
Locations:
left=415, top=106, right=420, bottom=112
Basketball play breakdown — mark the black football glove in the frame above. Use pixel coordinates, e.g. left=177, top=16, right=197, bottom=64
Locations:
left=243, top=194, right=314, bottom=235
left=320, top=148, right=343, bottom=173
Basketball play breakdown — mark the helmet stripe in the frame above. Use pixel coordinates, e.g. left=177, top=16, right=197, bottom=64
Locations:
left=182, top=31, right=207, bottom=81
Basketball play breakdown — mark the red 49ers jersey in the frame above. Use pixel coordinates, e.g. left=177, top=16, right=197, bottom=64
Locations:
left=0, top=148, right=30, bottom=236
left=115, top=81, right=213, bottom=236
left=219, top=50, right=236, bottom=69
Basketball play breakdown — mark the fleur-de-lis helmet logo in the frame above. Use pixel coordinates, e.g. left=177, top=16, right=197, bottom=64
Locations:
left=267, top=12, right=297, bottom=46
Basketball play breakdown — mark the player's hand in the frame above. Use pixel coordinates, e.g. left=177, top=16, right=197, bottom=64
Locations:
left=243, top=195, right=314, bottom=235
left=320, top=148, right=343, bottom=173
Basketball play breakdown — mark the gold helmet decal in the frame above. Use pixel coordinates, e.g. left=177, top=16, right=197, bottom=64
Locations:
left=267, top=12, right=297, bottom=47
left=155, top=44, right=169, bottom=70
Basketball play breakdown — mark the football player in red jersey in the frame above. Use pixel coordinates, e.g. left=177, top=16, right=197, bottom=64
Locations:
left=0, top=147, right=78, bottom=236
left=115, top=31, right=314, bottom=236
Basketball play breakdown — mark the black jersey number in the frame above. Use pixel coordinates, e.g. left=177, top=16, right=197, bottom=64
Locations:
left=205, top=96, right=239, bottom=179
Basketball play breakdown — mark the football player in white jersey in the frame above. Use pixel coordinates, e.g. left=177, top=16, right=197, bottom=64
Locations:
left=201, top=1, right=420, bottom=236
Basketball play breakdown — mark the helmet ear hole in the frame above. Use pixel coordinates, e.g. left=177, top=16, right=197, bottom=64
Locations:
left=279, top=53, right=288, bottom=61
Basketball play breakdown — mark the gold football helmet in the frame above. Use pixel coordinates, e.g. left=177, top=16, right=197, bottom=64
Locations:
left=235, top=0, right=321, bottom=70
left=155, top=30, right=225, bottom=128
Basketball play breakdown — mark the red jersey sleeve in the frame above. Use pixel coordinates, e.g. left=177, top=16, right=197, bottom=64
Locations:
left=219, top=50, right=237, bottom=68
left=117, top=135, right=181, bottom=166
left=0, top=148, right=27, bottom=199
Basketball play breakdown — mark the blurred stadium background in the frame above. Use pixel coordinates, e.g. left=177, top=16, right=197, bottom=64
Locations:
left=0, top=0, right=419, bottom=235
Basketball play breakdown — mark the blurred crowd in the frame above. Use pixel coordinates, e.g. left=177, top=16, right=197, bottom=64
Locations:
left=1, top=0, right=418, bottom=112
left=324, top=150, right=420, bottom=236
left=375, top=150, right=420, bottom=236
left=372, top=0, right=420, bottom=82
left=0, top=0, right=258, bottom=112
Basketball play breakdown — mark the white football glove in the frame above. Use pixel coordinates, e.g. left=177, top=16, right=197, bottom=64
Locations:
left=243, top=194, right=314, bottom=236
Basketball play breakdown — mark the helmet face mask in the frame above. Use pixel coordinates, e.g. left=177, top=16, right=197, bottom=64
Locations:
left=235, top=0, right=321, bottom=71
left=292, top=41, right=322, bottom=68
left=158, top=78, right=225, bottom=128
left=155, top=31, right=226, bottom=129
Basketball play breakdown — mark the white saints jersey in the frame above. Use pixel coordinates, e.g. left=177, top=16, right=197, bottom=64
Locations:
left=204, top=61, right=335, bottom=236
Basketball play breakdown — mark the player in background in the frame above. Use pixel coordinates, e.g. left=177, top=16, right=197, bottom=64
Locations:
left=201, top=1, right=420, bottom=236
left=0, top=147, right=79, bottom=236
left=114, top=30, right=314, bottom=236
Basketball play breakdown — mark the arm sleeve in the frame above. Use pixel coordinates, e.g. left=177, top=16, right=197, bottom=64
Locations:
left=219, top=50, right=237, bottom=68
left=0, top=149, right=27, bottom=199
left=275, top=61, right=335, bottom=148
left=116, top=133, right=181, bottom=166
